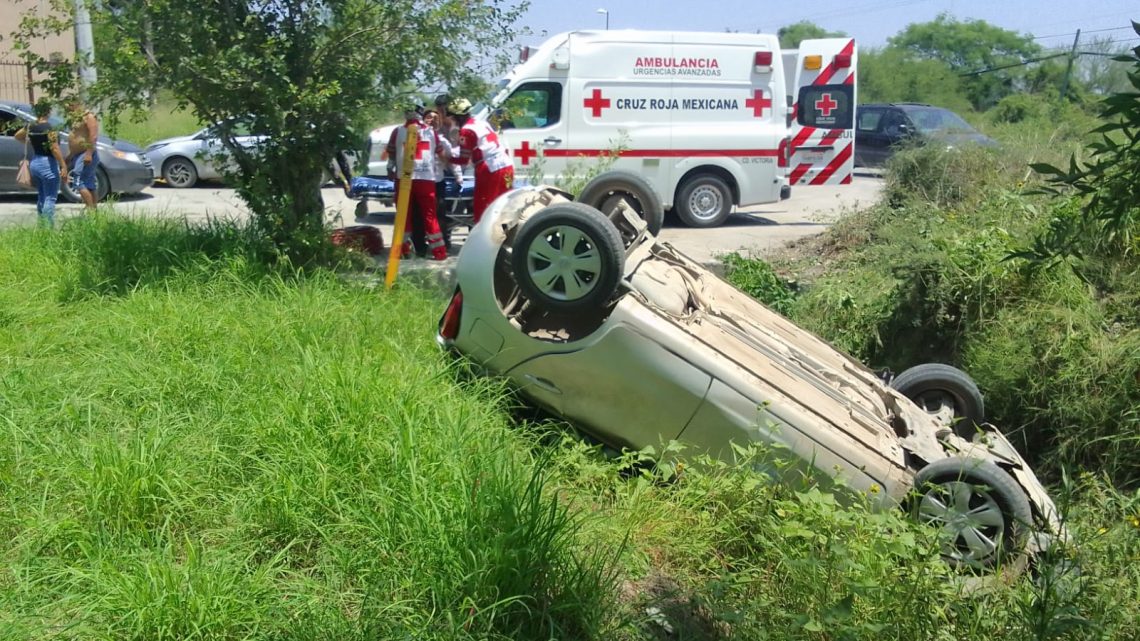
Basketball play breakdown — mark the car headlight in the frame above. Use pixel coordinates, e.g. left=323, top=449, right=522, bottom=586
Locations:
left=111, top=150, right=142, bottom=163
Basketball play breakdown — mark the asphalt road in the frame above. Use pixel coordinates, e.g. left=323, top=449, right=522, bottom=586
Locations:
left=0, top=175, right=883, bottom=266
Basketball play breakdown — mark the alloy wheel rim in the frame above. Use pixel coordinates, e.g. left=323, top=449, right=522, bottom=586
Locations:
left=525, top=224, right=602, bottom=301
left=167, top=162, right=193, bottom=187
left=918, top=480, right=1005, bottom=563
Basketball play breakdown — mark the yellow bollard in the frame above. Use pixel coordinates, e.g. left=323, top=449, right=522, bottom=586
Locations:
left=385, top=124, right=420, bottom=289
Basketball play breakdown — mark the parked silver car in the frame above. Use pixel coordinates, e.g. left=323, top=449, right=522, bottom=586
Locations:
left=437, top=175, right=1064, bottom=572
left=144, top=119, right=264, bottom=188
left=0, top=101, right=154, bottom=202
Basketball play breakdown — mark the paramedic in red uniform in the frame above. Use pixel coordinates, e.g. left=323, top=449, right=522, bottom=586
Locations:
left=389, top=104, right=448, bottom=261
left=446, top=97, right=514, bottom=224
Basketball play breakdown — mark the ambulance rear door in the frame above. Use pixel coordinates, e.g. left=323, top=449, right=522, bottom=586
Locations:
left=788, top=38, right=857, bottom=187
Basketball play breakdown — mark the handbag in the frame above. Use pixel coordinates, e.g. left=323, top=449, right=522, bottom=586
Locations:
left=16, top=130, right=32, bottom=188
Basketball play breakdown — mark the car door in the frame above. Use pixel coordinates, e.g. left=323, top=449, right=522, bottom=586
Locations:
left=495, top=81, right=568, bottom=186
left=0, top=107, right=31, bottom=189
left=854, top=106, right=891, bottom=167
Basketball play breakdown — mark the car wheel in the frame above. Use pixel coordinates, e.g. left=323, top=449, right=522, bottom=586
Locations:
left=511, top=202, right=625, bottom=313
left=62, top=165, right=111, bottom=203
left=890, top=363, right=984, bottom=437
left=676, top=174, right=733, bottom=228
left=576, top=170, right=665, bottom=236
left=912, top=457, right=1032, bottom=570
left=162, top=157, right=199, bottom=188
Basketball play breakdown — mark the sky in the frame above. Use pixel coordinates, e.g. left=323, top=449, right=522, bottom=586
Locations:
left=516, top=0, right=1138, bottom=52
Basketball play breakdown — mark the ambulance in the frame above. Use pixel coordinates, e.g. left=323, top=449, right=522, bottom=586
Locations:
left=368, top=31, right=856, bottom=228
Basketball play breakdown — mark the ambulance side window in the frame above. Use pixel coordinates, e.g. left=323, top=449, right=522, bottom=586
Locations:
left=498, top=82, right=562, bottom=130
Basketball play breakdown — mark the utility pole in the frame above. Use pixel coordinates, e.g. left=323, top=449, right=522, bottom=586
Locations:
left=1059, top=29, right=1080, bottom=102
left=74, top=0, right=97, bottom=96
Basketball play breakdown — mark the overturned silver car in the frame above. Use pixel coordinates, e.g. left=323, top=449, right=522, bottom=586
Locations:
left=437, top=176, right=1063, bottom=571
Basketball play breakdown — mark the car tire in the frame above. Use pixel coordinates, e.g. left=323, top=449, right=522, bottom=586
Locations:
left=890, top=363, right=984, bottom=437
left=511, top=202, right=625, bottom=313
left=62, top=165, right=111, bottom=203
left=675, top=174, right=733, bottom=228
left=162, top=157, right=199, bottom=188
left=912, top=457, right=1032, bottom=570
left=576, top=170, right=665, bottom=236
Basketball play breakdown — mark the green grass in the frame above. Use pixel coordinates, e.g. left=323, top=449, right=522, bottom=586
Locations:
left=108, top=97, right=204, bottom=146
left=1, top=214, right=1138, bottom=640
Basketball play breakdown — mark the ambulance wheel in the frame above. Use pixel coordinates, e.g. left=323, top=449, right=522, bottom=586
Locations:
left=676, top=174, right=733, bottom=228
left=511, top=202, right=625, bottom=313
left=576, top=170, right=664, bottom=236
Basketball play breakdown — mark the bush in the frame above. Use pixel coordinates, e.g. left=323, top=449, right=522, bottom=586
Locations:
left=883, top=143, right=1007, bottom=209
left=722, top=252, right=797, bottom=315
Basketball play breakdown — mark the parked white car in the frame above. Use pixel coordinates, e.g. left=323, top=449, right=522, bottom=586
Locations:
left=143, top=119, right=264, bottom=188
left=437, top=176, right=1065, bottom=572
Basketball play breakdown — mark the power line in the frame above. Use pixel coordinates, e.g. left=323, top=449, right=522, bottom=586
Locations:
left=1032, top=25, right=1135, bottom=41
left=958, top=53, right=1067, bottom=77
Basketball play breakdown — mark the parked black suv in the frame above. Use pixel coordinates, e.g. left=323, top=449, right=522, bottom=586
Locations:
left=854, top=103, right=996, bottom=168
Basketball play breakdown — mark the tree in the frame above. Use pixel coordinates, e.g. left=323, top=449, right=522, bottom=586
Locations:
left=888, top=14, right=1040, bottom=110
left=857, top=47, right=972, bottom=113
left=11, top=0, right=526, bottom=261
left=777, top=21, right=846, bottom=49
left=1019, top=22, right=1140, bottom=264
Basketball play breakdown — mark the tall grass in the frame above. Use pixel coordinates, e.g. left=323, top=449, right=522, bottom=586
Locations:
left=0, top=217, right=616, bottom=639
left=2, top=214, right=1138, bottom=639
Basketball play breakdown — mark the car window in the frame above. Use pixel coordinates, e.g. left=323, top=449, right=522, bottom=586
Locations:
left=498, top=82, right=563, bottom=130
left=0, top=109, right=19, bottom=136
left=905, top=107, right=976, bottom=134
left=857, top=109, right=883, bottom=133
left=880, top=110, right=908, bottom=136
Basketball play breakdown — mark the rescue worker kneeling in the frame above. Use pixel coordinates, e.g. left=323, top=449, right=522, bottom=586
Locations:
left=391, top=104, right=448, bottom=261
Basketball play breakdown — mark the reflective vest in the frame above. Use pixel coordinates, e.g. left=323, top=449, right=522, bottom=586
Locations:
left=394, top=121, right=439, bottom=182
left=458, top=119, right=512, bottom=173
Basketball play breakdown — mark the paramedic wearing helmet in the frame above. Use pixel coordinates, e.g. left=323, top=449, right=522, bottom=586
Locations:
left=447, top=97, right=514, bottom=224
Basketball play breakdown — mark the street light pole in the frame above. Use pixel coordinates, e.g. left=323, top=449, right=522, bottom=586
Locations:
left=596, top=8, right=609, bottom=30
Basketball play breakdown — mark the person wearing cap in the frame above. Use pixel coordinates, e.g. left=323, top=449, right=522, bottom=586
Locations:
left=389, top=102, right=448, bottom=261
left=447, top=97, right=513, bottom=224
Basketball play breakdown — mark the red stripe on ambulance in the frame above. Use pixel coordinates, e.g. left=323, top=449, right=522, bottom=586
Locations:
left=809, top=142, right=853, bottom=185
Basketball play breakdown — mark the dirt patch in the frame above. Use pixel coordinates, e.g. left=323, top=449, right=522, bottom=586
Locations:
left=620, top=570, right=729, bottom=640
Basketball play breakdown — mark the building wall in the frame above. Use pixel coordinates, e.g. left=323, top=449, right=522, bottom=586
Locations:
left=0, top=0, right=77, bottom=103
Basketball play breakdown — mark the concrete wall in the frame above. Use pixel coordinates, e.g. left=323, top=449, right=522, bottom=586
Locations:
left=0, top=0, right=77, bottom=103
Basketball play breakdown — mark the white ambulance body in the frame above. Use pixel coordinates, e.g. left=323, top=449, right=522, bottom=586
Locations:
left=367, top=31, right=856, bottom=228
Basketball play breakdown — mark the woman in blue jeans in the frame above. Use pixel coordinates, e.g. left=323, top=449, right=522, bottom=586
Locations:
left=15, top=99, right=69, bottom=226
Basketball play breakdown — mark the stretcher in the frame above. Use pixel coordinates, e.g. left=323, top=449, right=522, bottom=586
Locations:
left=348, top=174, right=476, bottom=232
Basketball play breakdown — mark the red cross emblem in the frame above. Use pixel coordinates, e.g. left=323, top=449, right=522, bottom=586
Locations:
left=415, top=139, right=431, bottom=160
left=514, top=140, right=537, bottom=165
left=815, top=93, right=838, bottom=117
left=745, top=89, right=772, bottom=118
left=583, top=88, right=611, bottom=118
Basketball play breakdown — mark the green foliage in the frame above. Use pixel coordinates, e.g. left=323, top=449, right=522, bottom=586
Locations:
left=883, top=142, right=1006, bottom=209
left=777, top=21, right=846, bottom=49
left=1023, top=23, right=1140, bottom=263
left=857, top=47, right=973, bottom=114
left=9, top=0, right=527, bottom=262
left=888, top=14, right=1042, bottom=109
left=990, top=93, right=1049, bottom=124
left=524, top=131, right=630, bottom=195
left=723, top=252, right=797, bottom=315
left=2, top=219, right=1140, bottom=639
left=0, top=218, right=616, bottom=639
